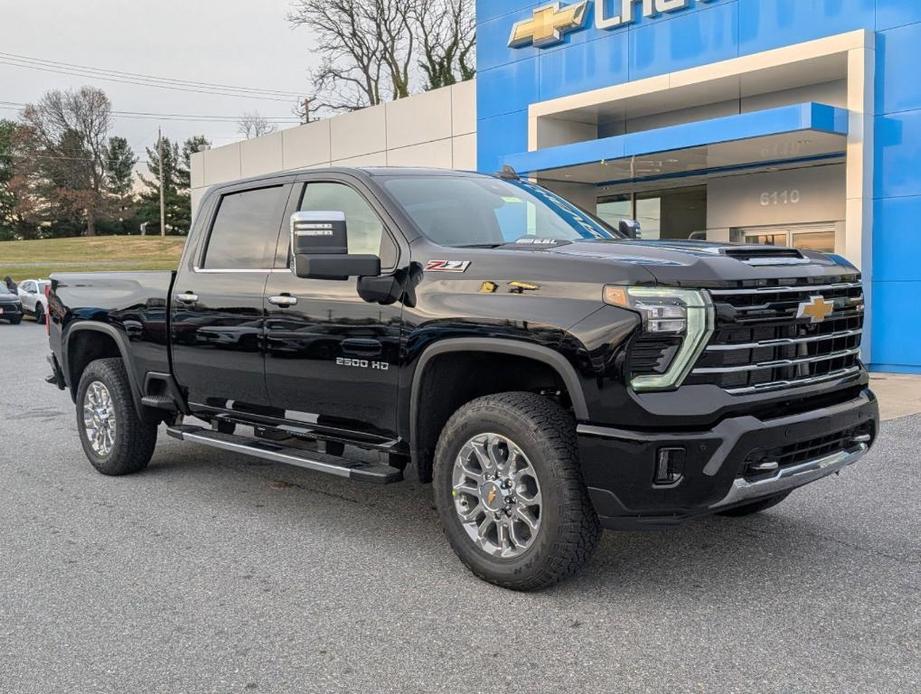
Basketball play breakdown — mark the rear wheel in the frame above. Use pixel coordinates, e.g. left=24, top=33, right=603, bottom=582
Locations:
left=76, top=358, right=158, bottom=476
left=433, top=392, right=600, bottom=591
left=717, top=491, right=791, bottom=517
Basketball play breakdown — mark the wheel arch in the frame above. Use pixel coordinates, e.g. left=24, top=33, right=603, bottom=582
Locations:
left=408, top=338, right=588, bottom=481
left=64, top=322, right=145, bottom=418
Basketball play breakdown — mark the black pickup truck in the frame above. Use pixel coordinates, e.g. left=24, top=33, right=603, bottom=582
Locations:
left=46, top=167, right=878, bottom=590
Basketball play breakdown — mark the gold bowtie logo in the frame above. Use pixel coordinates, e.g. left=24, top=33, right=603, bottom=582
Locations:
left=797, top=296, right=835, bottom=323
left=508, top=1, right=589, bottom=48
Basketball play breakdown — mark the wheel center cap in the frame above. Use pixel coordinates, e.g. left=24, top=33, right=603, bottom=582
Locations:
left=481, top=481, right=505, bottom=511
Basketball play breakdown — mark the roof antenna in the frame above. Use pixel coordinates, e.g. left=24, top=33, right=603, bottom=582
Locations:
left=497, top=165, right=520, bottom=180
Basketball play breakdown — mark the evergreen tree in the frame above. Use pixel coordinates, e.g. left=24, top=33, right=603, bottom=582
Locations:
left=138, top=136, right=183, bottom=235
left=105, top=136, right=136, bottom=198
left=0, top=120, right=18, bottom=240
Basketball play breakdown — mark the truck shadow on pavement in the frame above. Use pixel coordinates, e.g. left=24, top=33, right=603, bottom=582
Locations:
left=144, top=437, right=893, bottom=600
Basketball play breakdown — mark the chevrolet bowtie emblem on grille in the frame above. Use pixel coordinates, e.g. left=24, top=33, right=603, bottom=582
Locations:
left=508, top=1, right=589, bottom=48
left=797, top=296, right=835, bottom=323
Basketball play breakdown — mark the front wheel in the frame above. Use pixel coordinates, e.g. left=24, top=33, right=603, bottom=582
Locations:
left=34, top=303, right=46, bottom=325
left=433, top=392, right=600, bottom=591
left=76, top=358, right=158, bottom=475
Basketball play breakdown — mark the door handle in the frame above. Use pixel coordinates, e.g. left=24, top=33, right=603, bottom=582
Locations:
left=175, top=292, right=199, bottom=304
left=342, top=338, right=382, bottom=357
left=268, top=295, right=298, bottom=307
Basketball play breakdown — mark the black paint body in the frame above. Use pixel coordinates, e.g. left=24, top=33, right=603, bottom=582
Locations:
left=46, top=168, right=879, bottom=529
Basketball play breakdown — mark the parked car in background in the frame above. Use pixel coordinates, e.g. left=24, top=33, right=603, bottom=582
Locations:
left=18, top=279, right=50, bottom=324
left=0, top=286, right=23, bottom=325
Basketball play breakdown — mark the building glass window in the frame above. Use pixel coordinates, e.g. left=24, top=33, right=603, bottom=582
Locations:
left=597, top=186, right=706, bottom=241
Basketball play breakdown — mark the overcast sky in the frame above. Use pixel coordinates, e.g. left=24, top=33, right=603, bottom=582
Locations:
left=0, top=0, right=316, bottom=169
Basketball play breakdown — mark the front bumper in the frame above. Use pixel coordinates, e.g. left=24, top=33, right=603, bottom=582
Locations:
left=0, top=304, right=22, bottom=321
left=578, top=388, right=879, bottom=530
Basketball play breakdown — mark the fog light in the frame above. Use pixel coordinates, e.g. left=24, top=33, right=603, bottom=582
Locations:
left=654, top=447, right=685, bottom=487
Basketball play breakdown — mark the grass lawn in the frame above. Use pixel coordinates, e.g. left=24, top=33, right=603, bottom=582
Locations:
left=0, top=236, right=186, bottom=282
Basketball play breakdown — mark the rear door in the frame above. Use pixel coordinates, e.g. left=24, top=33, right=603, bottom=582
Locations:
left=171, top=181, right=292, bottom=411
left=263, top=174, right=405, bottom=441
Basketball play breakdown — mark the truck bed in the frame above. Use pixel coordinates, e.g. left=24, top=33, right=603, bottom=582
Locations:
left=49, top=271, right=175, bottom=393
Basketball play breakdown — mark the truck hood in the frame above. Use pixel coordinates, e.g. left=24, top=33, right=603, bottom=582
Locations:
left=538, top=238, right=860, bottom=285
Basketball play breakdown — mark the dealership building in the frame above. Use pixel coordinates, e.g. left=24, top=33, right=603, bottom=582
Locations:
left=191, top=0, right=921, bottom=373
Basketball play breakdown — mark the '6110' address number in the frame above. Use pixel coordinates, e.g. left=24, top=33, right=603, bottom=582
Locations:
left=760, top=189, right=801, bottom=206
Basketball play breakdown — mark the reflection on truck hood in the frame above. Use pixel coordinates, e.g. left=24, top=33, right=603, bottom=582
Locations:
left=531, top=238, right=858, bottom=285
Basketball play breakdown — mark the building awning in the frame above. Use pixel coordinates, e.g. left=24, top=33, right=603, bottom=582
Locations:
left=502, top=103, right=849, bottom=185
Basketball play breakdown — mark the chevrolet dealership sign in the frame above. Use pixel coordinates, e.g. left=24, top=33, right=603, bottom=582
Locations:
left=509, top=0, right=717, bottom=48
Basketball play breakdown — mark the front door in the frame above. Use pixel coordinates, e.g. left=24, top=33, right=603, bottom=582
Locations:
left=171, top=182, right=292, bottom=410
left=263, top=177, right=403, bottom=441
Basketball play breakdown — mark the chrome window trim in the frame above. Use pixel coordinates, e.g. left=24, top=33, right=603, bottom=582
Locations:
left=192, top=267, right=290, bottom=274
left=692, top=348, right=860, bottom=375
left=705, top=329, right=863, bottom=352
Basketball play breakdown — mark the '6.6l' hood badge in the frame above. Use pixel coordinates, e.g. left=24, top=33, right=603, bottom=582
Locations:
left=797, top=296, right=835, bottom=323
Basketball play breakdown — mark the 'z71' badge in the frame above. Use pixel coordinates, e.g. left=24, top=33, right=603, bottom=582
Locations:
left=425, top=259, right=471, bottom=273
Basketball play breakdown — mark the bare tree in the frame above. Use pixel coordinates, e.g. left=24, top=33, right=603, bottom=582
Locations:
left=237, top=112, right=277, bottom=139
left=414, top=0, right=476, bottom=90
left=288, top=0, right=415, bottom=112
left=20, top=87, right=112, bottom=236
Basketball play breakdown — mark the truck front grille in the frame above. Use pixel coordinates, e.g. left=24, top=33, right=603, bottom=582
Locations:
left=686, top=281, right=864, bottom=394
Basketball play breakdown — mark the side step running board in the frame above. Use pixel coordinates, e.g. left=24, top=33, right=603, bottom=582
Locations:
left=166, top=425, right=403, bottom=484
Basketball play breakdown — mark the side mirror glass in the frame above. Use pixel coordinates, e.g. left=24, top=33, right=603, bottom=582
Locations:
left=619, top=219, right=642, bottom=240
left=290, top=211, right=381, bottom=280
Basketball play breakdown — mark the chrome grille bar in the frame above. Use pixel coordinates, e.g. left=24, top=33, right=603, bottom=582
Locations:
left=708, top=282, right=862, bottom=296
left=705, top=328, right=863, bottom=352
left=692, top=348, right=860, bottom=375
left=722, top=366, right=862, bottom=395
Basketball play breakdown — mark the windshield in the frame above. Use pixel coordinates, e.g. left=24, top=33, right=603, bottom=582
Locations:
left=381, top=175, right=620, bottom=248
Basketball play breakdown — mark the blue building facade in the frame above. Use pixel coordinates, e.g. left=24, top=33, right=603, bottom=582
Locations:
left=475, top=0, right=921, bottom=372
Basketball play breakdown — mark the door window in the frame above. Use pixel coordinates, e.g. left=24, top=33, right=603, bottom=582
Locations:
left=299, top=182, right=397, bottom=267
left=21, top=281, right=35, bottom=293
left=202, top=186, right=288, bottom=270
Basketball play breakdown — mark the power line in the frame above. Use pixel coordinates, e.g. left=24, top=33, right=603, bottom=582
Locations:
left=0, top=57, right=300, bottom=102
left=0, top=50, right=304, bottom=97
left=0, top=102, right=301, bottom=124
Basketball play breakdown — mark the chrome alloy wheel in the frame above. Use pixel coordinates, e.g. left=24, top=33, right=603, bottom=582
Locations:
left=451, top=433, right=542, bottom=558
left=83, top=381, right=117, bottom=457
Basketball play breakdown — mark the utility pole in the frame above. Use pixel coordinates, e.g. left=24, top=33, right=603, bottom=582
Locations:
left=158, top=126, right=166, bottom=237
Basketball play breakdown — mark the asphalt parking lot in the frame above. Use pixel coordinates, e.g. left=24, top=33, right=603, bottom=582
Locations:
left=0, top=321, right=918, bottom=693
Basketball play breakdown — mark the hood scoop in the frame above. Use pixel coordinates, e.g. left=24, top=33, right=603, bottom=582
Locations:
left=721, top=246, right=809, bottom=266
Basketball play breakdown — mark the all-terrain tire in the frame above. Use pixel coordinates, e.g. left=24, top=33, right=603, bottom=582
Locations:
left=433, top=392, right=601, bottom=591
left=76, top=358, right=158, bottom=476
left=716, top=491, right=791, bottom=517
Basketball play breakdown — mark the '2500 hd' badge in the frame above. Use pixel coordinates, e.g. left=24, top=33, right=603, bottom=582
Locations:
left=425, top=259, right=471, bottom=273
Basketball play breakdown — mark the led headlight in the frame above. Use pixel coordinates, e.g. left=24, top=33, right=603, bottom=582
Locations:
left=604, top=286, right=715, bottom=391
